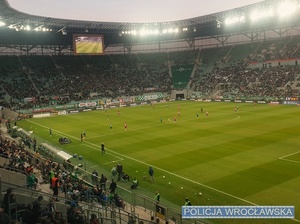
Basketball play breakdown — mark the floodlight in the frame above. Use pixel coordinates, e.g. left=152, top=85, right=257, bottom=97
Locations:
left=34, top=25, right=43, bottom=31
left=250, top=9, right=274, bottom=21
left=277, top=1, right=297, bottom=18
left=225, top=15, right=245, bottom=25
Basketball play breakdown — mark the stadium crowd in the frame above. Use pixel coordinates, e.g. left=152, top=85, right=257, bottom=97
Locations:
left=0, top=117, right=135, bottom=223
left=1, top=40, right=300, bottom=110
left=1, top=37, right=300, bottom=110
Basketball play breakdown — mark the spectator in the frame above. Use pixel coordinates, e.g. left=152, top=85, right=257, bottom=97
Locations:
left=47, top=197, right=57, bottom=213
left=66, top=201, right=85, bottom=224
left=121, top=172, right=130, bottom=181
left=21, top=204, right=35, bottom=224
left=114, top=194, right=125, bottom=209
left=99, top=174, right=107, bottom=191
left=26, top=171, right=38, bottom=189
left=154, top=191, right=160, bottom=204
left=131, top=177, right=138, bottom=189
left=184, top=197, right=192, bottom=206
left=116, top=163, right=123, bottom=181
left=149, top=167, right=155, bottom=182
left=2, top=188, right=16, bottom=214
left=83, top=186, right=94, bottom=203
left=111, top=166, right=117, bottom=180
left=51, top=174, right=60, bottom=198
left=91, top=170, right=98, bottom=184
left=109, top=179, right=117, bottom=194
left=31, top=195, right=44, bottom=222
left=90, top=213, right=100, bottom=224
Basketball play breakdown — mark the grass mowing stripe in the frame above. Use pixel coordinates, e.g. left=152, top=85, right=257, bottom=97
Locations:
left=17, top=102, right=300, bottom=223
left=23, top=116, right=266, bottom=206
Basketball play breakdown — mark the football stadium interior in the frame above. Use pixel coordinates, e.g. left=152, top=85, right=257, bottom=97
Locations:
left=0, top=0, right=300, bottom=223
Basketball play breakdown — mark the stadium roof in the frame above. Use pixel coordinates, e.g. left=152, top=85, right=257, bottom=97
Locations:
left=0, top=0, right=300, bottom=46
left=1, top=0, right=296, bottom=33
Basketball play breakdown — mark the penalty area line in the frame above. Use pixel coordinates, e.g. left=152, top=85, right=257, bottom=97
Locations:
left=279, top=158, right=300, bottom=165
left=278, top=150, right=300, bottom=165
left=279, top=150, right=300, bottom=160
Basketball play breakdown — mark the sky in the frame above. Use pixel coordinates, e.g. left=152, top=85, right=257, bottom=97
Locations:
left=7, top=0, right=263, bottom=23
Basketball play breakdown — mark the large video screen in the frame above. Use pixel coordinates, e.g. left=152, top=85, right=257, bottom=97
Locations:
left=73, top=34, right=104, bottom=55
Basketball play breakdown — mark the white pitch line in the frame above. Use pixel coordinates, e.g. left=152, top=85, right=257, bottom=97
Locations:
left=25, top=120, right=123, bottom=161
left=278, top=150, right=300, bottom=165
left=89, top=165, right=98, bottom=168
left=103, top=159, right=123, bottom=165
left=279, top=158, right=300, bottom=164
left=23, top=118, right=274, bottom=205
left=25, top=117, right=300, bottom=223
left=279, top=150, right=300, bottom=160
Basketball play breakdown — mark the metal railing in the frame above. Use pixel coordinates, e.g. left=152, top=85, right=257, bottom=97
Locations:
left=7, top=130, right=209, bottom=224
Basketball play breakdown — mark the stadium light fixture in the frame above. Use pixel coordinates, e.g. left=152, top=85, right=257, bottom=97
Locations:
left=8, top=22, right=20, bottom=29
left=139, top=29, right=159, bottom=36
left=57, top=26, right=67, bottom=35
left=25, top=25, right=31, bottom=31
left=225, top=15, right=246, bottom=25
left=120, top=27, right=179, bottom=37
left=0, top=21, right=5, bottom=27
left=216, top=20, right=222, bottom=28
left=250, top=8, right=274, bottom=22
left=34, top=25, right=43, bottom=31
left=277, top=1, right=297, bottom=18
left=162, top=28, right=178, bottom=33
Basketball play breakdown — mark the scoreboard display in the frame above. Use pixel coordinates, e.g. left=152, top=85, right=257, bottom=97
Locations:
left=73, top=34, right=104, bottom=55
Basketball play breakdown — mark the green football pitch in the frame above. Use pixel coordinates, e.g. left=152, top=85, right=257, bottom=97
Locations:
left=17, top=101, right=300, bottom=224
